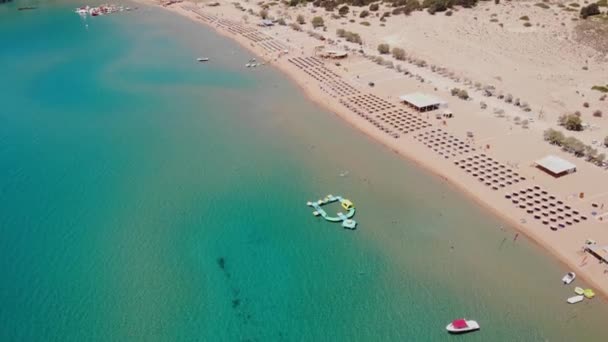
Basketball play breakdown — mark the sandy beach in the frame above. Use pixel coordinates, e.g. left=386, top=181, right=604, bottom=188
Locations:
left=143, top=0, right=608, bottom=299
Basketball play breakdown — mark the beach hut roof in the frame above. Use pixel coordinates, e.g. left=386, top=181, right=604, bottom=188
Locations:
left=399, top=92, right=446, bottom=109
left=534, top=155, right=576, bottom=176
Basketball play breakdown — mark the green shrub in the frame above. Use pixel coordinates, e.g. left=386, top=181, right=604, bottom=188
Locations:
left=336, top=28, right=346, bottom=37
left=591, top=85, right=608, bottom=93
left=311, top=16, right=324, bottom=28
left=580, top=3, right=600, bottom=18
left=360, top=21, right=371, bottom=26
left=378, top=43, right=390, bottom=54
left=392, top=47, right=406, bottom=60
left=520, top=15, right=529, bottom=21
left=359, top=10, right=370, bottom=18
left=370, top=3, right=379, bottom=11
left=457, top=89, right=469, bottom=100
left=534, top=2, right=550, bottom=9
left=543, top=129, right=566, bottom=145
left=523, top=21, right=532, bottom=27
left=559, top=114, right=583, bottom=131
left=297, top=14, right=305, bottom=24
left=338, top=5, right=349, bottom=16
left=598, top=0, right=607, bottom=7
left=344, top=31, right=362, bottom=44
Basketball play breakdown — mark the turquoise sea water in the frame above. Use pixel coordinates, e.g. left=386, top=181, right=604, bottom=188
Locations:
left=2, top=1, right=608, bottom=341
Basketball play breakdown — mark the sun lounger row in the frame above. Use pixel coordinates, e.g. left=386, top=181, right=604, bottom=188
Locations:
left=505, top=186, right=587, bottom=229
left=415, top=129, right=474, bottom=159
left=259, top=40, right=288, bottom=52
left=376, top=109, right=432, bottom=135
left=343, top=94, right=395, bottom=114
left=242, top=31, right=272, bottom=42
left=288, top=57, right=323, bottom=70
left=339, top=99, right=400, bottom=138
left=188, top=8, right=217, bottom=22
left=454, top=154, right=525, bottom=190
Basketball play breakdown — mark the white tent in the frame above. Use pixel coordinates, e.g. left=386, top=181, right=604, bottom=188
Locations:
left=535, top=155, right=576, bottom=177
left=399, top=92, right=447, bottom=112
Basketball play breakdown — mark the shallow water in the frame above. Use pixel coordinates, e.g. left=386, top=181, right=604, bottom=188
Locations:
left=1, top=1, right=608, bottom=341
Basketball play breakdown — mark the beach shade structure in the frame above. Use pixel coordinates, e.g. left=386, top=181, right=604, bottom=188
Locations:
left=399, top=92, right=447, bottom=112
left=534, top=155, right=576, bottom=177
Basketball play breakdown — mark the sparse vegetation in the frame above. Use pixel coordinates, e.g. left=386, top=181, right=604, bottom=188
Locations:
left=580, top=3, right=600, bottom=18
left=520, top=15, right=530, bottom=21
left=544, top=128, right=566, bottom=145
left=445, top=10, right=453, bottom=16
left=558, top=113, right=584, bottom=131
left=377, top=43, right=390, bottom=54
left=296, top=14, right=305, bottom=24
left=338, top=5, right=349, bottom=16
left=359, top=10, right=370, bottom=18
left=535, top=2, right=550, bottom=9
left=289, top=22, right=302, bottom=31
left=544, top=129, right=606, bottom=164
left=392, top=47, right=406, bottom=60
left=344, top=31, right=362, bottom=44
left=592, top=85, right=608, bottom=93
left=523, top=22, right=532, bottom=27
left=360, top=21, right=371, bottom=26
left=277, top=18, right=286, bottom=25
left=311, top=16, right=325, bottom=28
left=450, top=88, right=469, bottom=100
left=369, top=3, right=379, bottom=11
left=593, top=110, right=603, bottom=117
left=260, top=9, right=269, bottom=19
left=457, top=89, right=469, bottom=100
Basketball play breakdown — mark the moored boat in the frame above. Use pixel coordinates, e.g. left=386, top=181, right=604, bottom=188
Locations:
left=562, top=272, right=576, bottom=284
left=196, top=57, right=209, bottom=62
left=583, top=289, right=595, bottom=299
left=446, top=319, right=480, bottom=334
left=567, top=295, right=584, bottom=304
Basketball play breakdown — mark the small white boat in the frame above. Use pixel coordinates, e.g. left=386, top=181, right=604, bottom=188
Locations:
left=562, top=272, right=576, bottom=284
left=446, top=319, right=480, bottom=334
left=567, top=295, right=584, bottom=304
left=197, top=57, right=209, bottom=62
left=246, top=63, right=252, bottom=68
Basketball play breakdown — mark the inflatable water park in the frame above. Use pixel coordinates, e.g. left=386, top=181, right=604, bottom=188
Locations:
left=306, top=194, right=357, bottom=230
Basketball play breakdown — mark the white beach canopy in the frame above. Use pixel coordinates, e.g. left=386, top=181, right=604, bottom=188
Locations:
left=399, top=92, right=447, bottom=112
left=534, top=155, right=576, bottom=177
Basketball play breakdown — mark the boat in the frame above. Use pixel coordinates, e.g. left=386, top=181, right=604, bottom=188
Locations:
left=197, top=57, right=209, bottom=62
left=446, top=319, right=480, bottom=334
left=574, top=287, right=584, bottom=295
left=246, top=63, right=252, bottom=68
left=583, top=289, right=595, bottom=299
left=567, top=295, right=584, bottom=304
left=562, top=272, right=576, bottom=284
